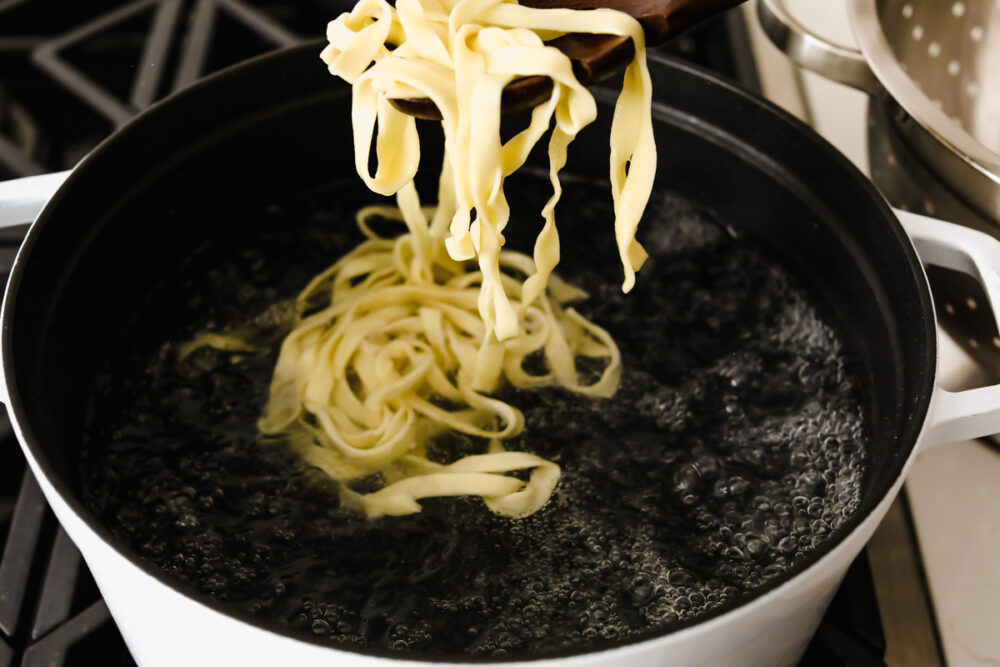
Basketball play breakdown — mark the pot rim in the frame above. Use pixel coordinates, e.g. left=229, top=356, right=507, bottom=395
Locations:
left=0, top=42, right=937, bottom=664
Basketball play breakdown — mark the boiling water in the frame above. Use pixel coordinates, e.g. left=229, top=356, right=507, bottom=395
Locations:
left=82, top=174, right=867, bottom=658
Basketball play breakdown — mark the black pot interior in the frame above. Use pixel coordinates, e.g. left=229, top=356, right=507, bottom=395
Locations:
left=3, top=43, right=934, bottom=654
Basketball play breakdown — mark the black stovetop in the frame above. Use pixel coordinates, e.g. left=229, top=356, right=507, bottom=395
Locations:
left=0, top=3, right=885, bottom=665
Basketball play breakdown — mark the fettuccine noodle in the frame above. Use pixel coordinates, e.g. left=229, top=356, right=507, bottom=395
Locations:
left=322, top=0, right=655, bottom=338
left=188, top=0, right=655, bottom=518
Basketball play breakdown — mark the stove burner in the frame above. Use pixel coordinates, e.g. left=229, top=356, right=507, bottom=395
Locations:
left=0, top=0, right=345, bottom=180
left=31, top=0, right=300, bottom=128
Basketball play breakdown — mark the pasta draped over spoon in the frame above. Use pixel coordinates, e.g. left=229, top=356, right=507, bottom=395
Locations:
left=323, top=0, right=656, bottom=340
left=187, top=0, right=656, bottom=518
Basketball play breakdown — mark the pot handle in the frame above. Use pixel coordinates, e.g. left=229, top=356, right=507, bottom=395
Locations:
left=756, top=0, right=881, bottom=96
left=896, top=208, right=1000, bottom=448
left=0, top=170, right=69, bottom=405
left=0, top=171, right=70, bottom=229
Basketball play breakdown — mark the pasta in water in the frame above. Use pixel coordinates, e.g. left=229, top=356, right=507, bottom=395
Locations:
left=189, top=0, right=655, bottom=518
left=258, top=202, right=620, bottom=518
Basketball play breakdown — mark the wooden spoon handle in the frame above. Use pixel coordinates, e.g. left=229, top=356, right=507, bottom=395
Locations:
left=391, top=0, right=747, bottom=120
left=519, top=0, right=746, bottom=45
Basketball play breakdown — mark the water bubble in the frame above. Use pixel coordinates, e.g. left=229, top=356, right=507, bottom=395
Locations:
left=668, top=568, right=695, bottom=586
left=745, top=537, right=770, bottom=560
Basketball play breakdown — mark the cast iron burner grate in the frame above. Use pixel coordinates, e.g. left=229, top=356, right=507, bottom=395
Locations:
left=0, top=0, right=347, bottom=179
left=0, top=2, right=884, bottom=665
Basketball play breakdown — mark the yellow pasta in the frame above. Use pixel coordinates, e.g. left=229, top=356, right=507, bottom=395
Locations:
left=322, top=0, right=655, bottom=339
left=189, top=0, right=656, bottom=518
left=255, top=201, right=619, bottom=518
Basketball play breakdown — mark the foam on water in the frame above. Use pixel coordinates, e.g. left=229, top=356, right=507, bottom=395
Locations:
left=81, top=175, right=867, bottom=658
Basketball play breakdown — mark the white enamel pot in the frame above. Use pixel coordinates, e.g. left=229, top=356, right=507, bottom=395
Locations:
left=1, top=44, right=1000, bottom=667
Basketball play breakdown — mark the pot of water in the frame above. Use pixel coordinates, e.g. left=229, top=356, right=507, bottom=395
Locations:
left=1, top=44, right=1000, bottom=666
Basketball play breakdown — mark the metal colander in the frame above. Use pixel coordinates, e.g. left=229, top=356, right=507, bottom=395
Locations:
left=758, top=0, right=1000, bottom=222
left=878, top=0, right=1000, bottom=155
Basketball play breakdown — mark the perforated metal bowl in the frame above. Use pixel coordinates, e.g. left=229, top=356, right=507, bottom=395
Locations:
left=881, top=0, right=1000, bottom=156
left=759, top=0, right=1000, bottom=222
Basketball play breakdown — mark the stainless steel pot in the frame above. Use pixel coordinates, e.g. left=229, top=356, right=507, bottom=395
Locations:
left=758, top=0, right=1000, bottom=221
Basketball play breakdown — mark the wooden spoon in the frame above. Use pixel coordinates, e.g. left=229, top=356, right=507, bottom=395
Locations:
left=390, top=0, right=748, bottom=120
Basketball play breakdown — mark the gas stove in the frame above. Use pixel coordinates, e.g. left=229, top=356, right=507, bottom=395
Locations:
left=0, top=2, right=888, bottom=665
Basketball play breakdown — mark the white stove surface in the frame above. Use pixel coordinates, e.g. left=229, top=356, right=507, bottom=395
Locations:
left=744, top=2, right=1000, bottom=665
